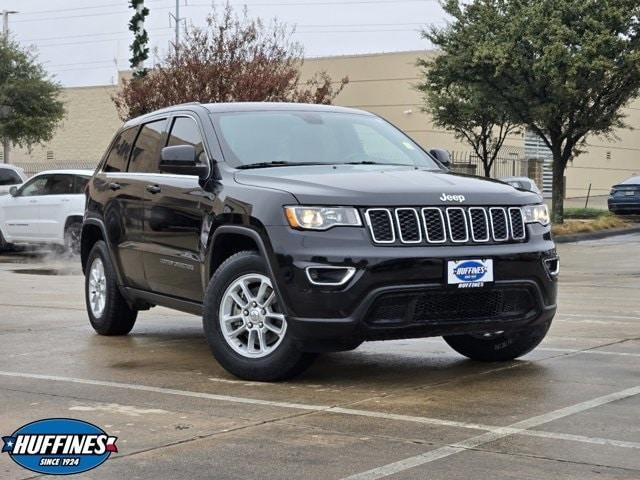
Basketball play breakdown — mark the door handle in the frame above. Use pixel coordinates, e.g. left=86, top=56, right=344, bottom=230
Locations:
left=108, top=182, right=121, bottom=191
left=146, top=185, right=161, bottom=194
left=29, top=200, right=37, bottom=204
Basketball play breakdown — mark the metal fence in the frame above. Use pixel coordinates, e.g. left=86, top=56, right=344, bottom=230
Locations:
left=12, top=161, right=98, bottom=177
left=449, top=146, right=531, bottom=179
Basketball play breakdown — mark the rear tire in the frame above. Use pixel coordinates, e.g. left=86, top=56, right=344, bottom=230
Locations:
left=85, top=240, right=137, bottom=336
left=443, top=321, right=551, bottom=362
left=64, top=221, right=82, bottom=255
left=203, top=250, right=317, bottom=381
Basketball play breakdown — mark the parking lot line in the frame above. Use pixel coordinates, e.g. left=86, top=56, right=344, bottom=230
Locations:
left=1, top=371, right=639, bottom=454
left=340, top=386, right=640, bottom=480
left=539, top=347, right=640, bottom=358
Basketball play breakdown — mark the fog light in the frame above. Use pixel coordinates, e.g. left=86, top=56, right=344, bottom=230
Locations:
left=544, top=257, right=560, bottom=276
left=305, top=266, right=356, bottom=286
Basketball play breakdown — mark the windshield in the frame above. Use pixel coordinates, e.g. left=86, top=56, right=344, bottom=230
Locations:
left=211, top=111, right=441, bottom=169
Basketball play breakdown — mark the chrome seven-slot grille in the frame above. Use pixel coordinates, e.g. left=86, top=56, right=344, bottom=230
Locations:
left=364, top=206, right=526, bottom=245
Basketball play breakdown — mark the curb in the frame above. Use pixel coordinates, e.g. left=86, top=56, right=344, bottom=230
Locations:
left=554, top=225, right=640, bottom=243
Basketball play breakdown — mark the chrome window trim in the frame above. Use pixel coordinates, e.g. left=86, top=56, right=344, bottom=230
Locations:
left=421, top=207, right=447, bottom=243
left=468, top=207, right=490, bottom=242
left=395, top=208, right=422, bottom=244
left=489, top=207, right=509, bottom=242
left=365, top=208, right=396, bottom=244
left=445, top=207, right=469, bottom=243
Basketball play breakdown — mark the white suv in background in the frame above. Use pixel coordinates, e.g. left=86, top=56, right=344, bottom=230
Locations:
left=0, top=164, right=27, bottom=195
left=0, top=170, right=93, bottom=253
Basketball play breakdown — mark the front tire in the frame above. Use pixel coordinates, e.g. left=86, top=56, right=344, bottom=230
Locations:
left=203, top=250, right=317, bottom=381
left=85, top=240, right=137, bottom=335
left=443, top=321, right=551, bottom=362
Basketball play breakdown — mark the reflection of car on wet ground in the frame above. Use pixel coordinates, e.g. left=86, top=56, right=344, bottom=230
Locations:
left=499, top=176, right=543, bottom=197
left=608, top=176, right=640, bottom=214
left=0, top=170, right=93, bottom=254
left=0, top=164, right=27, bottom=196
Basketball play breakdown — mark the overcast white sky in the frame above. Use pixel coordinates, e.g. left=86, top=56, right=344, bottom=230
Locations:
left=3, top=0, right=446, bottom=88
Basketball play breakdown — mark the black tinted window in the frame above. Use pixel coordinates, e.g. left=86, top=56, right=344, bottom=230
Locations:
left=167, top=117, right=206, bottom=162
left=0, top=169, right=22, bottom=186
left=129, top=119, right=166, bottom=173
left=104, top=127, right=137, bottom=172
left=73, top=176, right=90, bottom=194
left=46, top=175, right=75, bottom=195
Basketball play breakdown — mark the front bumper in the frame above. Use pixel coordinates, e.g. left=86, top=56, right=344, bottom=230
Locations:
left=266, top=224, right=558, bottom=351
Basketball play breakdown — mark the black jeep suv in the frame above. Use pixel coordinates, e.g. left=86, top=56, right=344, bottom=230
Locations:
left=81, top=102, right=558, bottom=381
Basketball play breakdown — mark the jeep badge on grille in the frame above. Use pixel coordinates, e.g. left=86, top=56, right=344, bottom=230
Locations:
left=440, top=193, right=466, bottom=203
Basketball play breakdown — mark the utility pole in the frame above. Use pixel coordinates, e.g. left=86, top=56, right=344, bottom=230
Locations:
left=1, top=10, right=18, bottom=164
left=3, top=10, right=18, bottom=41
left=175, top=0, right=180, bottom=47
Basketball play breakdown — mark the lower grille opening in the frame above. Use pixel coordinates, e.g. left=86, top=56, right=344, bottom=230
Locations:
left=366, top=287, right=537, bottom=326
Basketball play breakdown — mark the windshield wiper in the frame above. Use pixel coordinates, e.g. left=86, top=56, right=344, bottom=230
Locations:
left=343, top=161, right=414, bottom=166
left=236, top=161, right=333, bottom=170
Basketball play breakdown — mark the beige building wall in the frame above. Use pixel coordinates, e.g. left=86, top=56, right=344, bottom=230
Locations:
left=13, top=50, right=640, bottom=197
left=12, top=84, right=120, bottom=167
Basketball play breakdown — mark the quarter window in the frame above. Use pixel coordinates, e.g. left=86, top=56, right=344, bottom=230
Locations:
left=73, top=176, right=90, bottom=194
left=128, top=119, right=167, bottom=173
left=104, top=127, right=138, bottom=172
left=167, top=117, right=206, bottom=162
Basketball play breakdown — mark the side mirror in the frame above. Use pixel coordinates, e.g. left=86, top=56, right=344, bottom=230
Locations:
left=9, top=186, right=18, bottom=197
left=159, top=145, right=209, bottom=178
left=430, top=149, right=451, bottom=169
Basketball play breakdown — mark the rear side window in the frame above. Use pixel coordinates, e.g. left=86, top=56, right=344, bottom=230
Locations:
left=167, top=117, right=206, bottom=162
left=104, top=127, right=137, bottom=172
left=0, top=169, right=22, bottom=186
left=46, top=175, right=75, bottom=195
left=128, top=119, right=167, bottom=173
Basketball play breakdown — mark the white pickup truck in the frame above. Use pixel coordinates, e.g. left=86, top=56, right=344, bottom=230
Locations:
left=0, top=170, right=93, bottom=253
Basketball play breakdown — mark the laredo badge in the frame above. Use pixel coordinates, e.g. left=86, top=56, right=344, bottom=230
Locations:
left=2, top=418, right=118, bottom=475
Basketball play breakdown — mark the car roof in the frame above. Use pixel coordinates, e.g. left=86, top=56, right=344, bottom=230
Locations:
left=620, top=176, right=640, bottom=185
left=123, top=102, right=373, bottom=128
left=0, top=164, right=25, bottom=173
left=34, top=169, right=95, bottom=176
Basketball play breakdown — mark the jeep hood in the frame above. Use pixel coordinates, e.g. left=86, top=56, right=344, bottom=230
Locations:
left=234, top=165, right=540, bottom=206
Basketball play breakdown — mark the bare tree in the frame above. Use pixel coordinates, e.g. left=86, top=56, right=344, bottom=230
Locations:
left=113, top=4, right=348, bottom=120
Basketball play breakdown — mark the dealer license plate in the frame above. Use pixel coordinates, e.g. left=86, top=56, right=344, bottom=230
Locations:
left=447, top=259, right=494, bottom=288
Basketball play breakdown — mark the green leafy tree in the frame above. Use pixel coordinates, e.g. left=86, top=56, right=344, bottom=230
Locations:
left=0, top=39, right=65, bottom=163
left=427, top=0, right=640, bottom=223
left=417, top=60, right=520, bottom=177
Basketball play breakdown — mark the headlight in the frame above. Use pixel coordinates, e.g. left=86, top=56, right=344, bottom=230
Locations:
left=284, top=206, right=362, bottom=230
left=522, top=204, right=550, bottom=226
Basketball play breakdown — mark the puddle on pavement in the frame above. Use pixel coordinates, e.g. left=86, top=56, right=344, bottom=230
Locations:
left=11, top=268, right=81, bottom=276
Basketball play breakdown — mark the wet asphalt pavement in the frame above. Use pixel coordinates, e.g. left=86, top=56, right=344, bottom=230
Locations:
left=0, top=234, right=639, bottom=479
